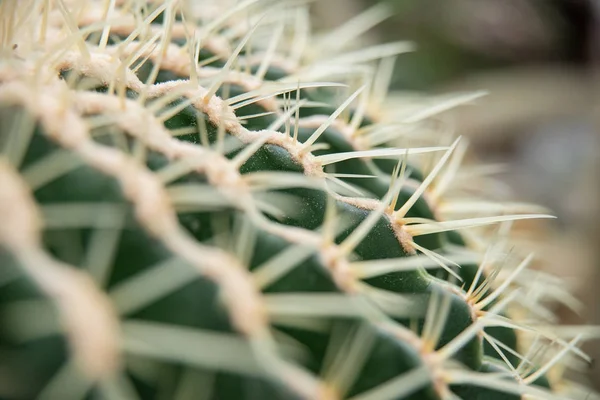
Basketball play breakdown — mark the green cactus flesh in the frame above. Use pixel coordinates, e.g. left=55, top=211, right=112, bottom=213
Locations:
left=0, top=1, right=594, bottom=399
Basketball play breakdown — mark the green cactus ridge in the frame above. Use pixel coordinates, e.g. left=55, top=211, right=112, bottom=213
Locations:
left=0, top=1, right=594, bottom=399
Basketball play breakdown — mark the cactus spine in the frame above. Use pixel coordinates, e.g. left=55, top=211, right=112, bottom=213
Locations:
left=0, top=0, right=595, bottom=399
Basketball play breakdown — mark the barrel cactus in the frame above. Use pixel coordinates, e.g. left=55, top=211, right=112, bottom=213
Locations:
left=0, top=0, right=595, bottom=399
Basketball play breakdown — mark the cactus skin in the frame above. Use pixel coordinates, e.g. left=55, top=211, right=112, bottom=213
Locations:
left=0, top=1, right=594, bottom=399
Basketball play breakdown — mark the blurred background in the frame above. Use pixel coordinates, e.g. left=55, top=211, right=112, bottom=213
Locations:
left=312, top=0, right=600, bottom=390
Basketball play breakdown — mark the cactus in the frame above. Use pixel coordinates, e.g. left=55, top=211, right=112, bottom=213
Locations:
left=0, top=1, right=595, bottom=399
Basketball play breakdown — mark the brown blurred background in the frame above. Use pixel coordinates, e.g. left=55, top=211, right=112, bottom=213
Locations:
left=312, top=0, right=600, bottom=390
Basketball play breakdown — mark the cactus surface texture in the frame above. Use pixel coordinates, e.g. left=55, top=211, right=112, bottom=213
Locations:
left=0, top=1, right=596, bottom=399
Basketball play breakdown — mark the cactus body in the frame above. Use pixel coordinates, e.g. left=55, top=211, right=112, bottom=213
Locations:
left=0, top=1, right=595, bottom=399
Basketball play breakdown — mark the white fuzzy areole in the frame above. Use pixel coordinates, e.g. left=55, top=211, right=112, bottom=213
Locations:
left=0, top=161, right=121, bottom=381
